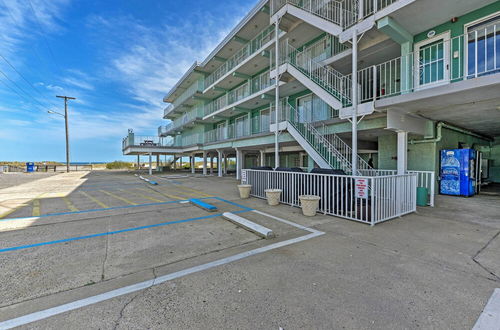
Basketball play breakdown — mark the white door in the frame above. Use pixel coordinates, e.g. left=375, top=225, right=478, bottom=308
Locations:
left=297, top=95, right=313, bottom=123
left=217, top=123, right=226, bottom=140
left=235, top=116, right=247, bottom=138
left=414, top=32, right=451, bottom=89
left=260, top=108, right=270, bottom=133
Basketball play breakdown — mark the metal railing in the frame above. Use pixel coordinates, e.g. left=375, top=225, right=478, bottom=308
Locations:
left=359, top=169, right=435, bottom=207
left=122, top=136, right=174, bottom=149
left=242, top=169, right=417, bottom=225
left=275, top=101, right=371, bottom=173
left=164, top=82, right=202, bottom=117
left=204, top=70, right=274, bottom=117
left=355, top=23, right=499, bottom=102
left=284, top=41, right=352, bottom=107
left=204, top=25, right=275, bottom=89
left=271, top=0, right=402, bottom=29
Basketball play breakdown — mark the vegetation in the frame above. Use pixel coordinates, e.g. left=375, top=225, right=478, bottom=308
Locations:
left=105, top=161, right=134, bottom=170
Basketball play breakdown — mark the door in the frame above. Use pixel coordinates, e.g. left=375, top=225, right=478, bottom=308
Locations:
left=235, top=115, right=247, bottom=138
left=414, top=32, right=450, bottom=89
left=217, top=122, right=226, bottom=140
left=260, top=108, right=270, bottom=133
left=297, top=95, right=313, bottom=123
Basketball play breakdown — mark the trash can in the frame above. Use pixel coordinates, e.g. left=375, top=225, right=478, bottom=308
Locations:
left=26, top=162, right=35, bottom=173
left=417, top=187, right=428, bottom=206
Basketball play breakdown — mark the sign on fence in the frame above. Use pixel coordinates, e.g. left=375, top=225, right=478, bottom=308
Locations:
left=241, top=170, right=247, bottom=183
left=355, top=178, right=368, bottom=199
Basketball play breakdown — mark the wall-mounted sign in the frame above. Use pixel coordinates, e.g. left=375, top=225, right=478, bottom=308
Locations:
left=427, top=30, right=436, bottom=38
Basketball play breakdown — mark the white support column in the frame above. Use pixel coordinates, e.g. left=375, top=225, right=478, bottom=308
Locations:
left=351, top=28, right=359, bottom=175
left=397, top=131, right=408, bottom=175
left=274, top=15, right=280, bottom=169
left=191, top=155, right=195, bottom=174
left=179, top=157, right=183, bottom=169
left=137, top=155, right=140, bottom=170
left=236, top=148, right=243, bottom=180
left=156, top=155, right=160, bottom=172
left=260, top=150, right=265, bottom=166
left=224, top=153, right=228, bottom=175
left=217, top=150, right=223, bottom=177
left=210, top=155, right=214, bottom=175
left=148, top=153, right=152, bottom=176
left=203, top=152, right=208, bottom=176
left=173, top=156, right=177, bottom=170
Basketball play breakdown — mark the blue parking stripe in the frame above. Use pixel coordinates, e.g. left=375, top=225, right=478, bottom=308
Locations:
left=213, top=197, right=253, bottom=211
left=0, top=213, right=226, bottom=253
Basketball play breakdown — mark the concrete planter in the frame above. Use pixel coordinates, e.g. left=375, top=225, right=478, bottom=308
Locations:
left=299, top=195, right=321, bottom=217
left=237, top=184, right=252, bottom=199
left=265, top=189, right=282, bottom=206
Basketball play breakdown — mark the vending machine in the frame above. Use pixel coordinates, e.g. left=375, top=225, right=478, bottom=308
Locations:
left=440, top=149, right=476, bottom=197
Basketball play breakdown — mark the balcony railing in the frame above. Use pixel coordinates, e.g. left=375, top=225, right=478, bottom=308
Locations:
left=204, top=25, right=275, bottom=90
left=122, top=136, right=174, bottom=150
left=353, top=22, right=499, bottom=104
left=271, top=0, right=401, bottom=29
left=204, top=112, right=272, bottom=144
left=164, top=82, right=202, bottom=117
left=204, top=70, right=274, bottom=117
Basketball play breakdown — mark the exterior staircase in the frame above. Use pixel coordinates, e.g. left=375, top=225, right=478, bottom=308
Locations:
left=275, top=101, right=371, bottom=173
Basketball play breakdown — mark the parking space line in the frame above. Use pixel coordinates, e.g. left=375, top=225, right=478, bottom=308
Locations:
left=143, top=188, right=188, bottom=201
left=122, top=189, right=164, bottom=203
left=63, top=197, right=79, bottom=212
left=172, top=185, right=212, bottom=198
left=0, top=209, right=323, bottom=328
left=100, top=190, right=137, bottom=205
left=79, top=191, right=109, bottom=209
left=0, top=212, right=234, bottom=253
left=32, top=200, right=40, bottom=217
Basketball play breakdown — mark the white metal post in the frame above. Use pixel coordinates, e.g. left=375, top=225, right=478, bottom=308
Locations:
left=137, top=155, right=140, bottom=171
left=217, top=150, right=223, bottom=177
left=351, top=29, right=358, bottom=175
left=203, top=151, right=208, bottom=175
left=397, top=131, right=408, bottom=175
left=210, top=155, right=214, bottom=175
left=274, top=16, right=280, bottom=169
left=156, top=155, right=160, bottom=172
left=260, top=150, right=265, bottom=166
left=191, top=155, right=195, bottom=174
left=148, top=153, right=152, bottom=176
left=236, top=148, right=243, bottom=180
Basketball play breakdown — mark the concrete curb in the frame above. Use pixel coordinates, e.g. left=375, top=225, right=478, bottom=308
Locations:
left=222, top=212, right=275, bottom=239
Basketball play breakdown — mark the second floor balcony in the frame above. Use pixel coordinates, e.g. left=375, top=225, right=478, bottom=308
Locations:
left=163, top=81, right=204, bottom=119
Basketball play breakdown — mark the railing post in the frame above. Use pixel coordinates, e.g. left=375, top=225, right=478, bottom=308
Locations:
left=372, top=65, right=377, bottom=101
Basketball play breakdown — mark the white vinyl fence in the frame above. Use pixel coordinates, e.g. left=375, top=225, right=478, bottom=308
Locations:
left=242, top=169, right=417, bottom=226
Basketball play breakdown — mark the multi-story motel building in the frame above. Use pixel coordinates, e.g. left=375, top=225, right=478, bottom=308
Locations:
left=123, top=0, right=500, bottom=195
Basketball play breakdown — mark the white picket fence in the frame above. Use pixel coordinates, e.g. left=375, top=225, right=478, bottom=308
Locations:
left=242, top=169, right=417, bottom=226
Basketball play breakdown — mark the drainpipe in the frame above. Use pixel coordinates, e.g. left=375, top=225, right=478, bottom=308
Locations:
left=409, top=122, right=492, bottom=145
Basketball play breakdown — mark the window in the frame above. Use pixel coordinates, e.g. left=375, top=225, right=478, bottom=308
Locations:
left=466, top=14, right=500, bottom=78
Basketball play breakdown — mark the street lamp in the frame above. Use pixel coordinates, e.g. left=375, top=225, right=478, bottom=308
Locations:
left=48, top=96, right=76, bottom=173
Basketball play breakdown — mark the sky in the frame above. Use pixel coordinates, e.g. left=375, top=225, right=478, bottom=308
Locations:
left=0, top=0, right=258, bottom=162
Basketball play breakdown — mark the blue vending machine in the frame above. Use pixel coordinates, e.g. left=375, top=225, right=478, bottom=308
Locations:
left=440, top=149, right=476, bottom=197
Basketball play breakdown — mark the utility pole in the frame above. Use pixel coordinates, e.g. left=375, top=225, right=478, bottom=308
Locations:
left=55, top=96, right=76, bottom=173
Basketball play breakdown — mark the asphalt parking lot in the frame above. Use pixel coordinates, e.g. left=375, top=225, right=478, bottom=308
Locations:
left=0, top=171, right=499, bottom=329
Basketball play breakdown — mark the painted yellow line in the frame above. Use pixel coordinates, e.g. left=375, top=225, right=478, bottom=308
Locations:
left=63, top=197, right=79, bottom=212
left=99, top=190, right=137, bottom=205
left=122, top=189, right=164, bottom=203
left=137, top=188, right=188, bottom=201
left=80, top=191, right=109, bottom=209
left=0, top=203, right=28, bottom=219
left=145, top=187, right=187, bottom=200
left=32, top=200, right=40, bottom=217
left=173, top=185, right=213, bottom=198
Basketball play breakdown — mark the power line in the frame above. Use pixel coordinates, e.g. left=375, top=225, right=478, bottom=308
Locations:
left=26, top=0, right=64, bottom=75
left=0, top=78, right=48, bottom=114
left=0, top=53, right=60, bottom=108
left=0, top=67, right=55, bottom=111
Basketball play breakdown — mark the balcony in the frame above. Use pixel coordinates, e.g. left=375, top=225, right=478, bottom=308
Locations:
left=203, top=25, right=282, bottom=96
left=204, top=110, right=272, bottom=144
left=203, top=70, right=277, bottom=119
left=163, top=81, right=203, bottom=119
left=122, top=135, right=174, bottom=151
